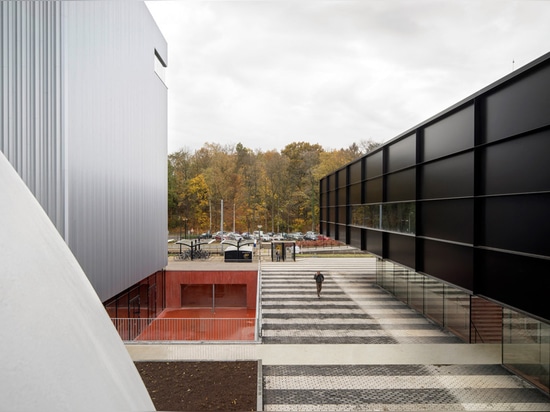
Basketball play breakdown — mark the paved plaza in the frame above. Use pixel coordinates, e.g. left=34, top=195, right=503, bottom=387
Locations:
left=127, top=257, right=550, bottom=411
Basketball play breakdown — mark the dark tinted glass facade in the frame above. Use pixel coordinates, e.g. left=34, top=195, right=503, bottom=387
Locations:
left=320, top=52, right=550, bottom=393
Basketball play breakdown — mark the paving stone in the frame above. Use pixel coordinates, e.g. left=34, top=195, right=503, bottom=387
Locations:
left=260, top=258, right=550, bottom=411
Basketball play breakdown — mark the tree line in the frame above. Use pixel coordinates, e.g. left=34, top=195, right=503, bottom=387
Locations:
left=168, top=140, right=381, bottom=237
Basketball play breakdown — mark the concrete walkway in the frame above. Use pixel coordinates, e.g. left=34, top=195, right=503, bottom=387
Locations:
left=127, top=342, right=500, bottom=365
left=127, top=257, right=550, bottom=411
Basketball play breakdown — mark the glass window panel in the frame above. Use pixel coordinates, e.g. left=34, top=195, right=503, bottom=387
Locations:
left=503, top=308, right=550, bottom=393
left=351, top=203, right=415, bottom=234
left=424, top=277, right=444, bottom=326
left=156, top=271, right=165, bottom=313
left=375, top=258, right=384, bottom=285
left=139, top=283, right=149, bottom=318
left=381, top=203, right=415, bottom=234
left=378, top=260, right=395, bottom=293
left=394, top=266, right=409, bottom=304
left=105, top=299, right=117, bottom=318
left=154, top=50, right=167, bottom=85
left=408, top=272, right=424, bottom=314
left=148, top=284, right=157, bottom=318
left=444, top=286, right=470, bottom=342
left=350, top=205, right=380, bottom=229
left=117, top=291, right=129, bottom=318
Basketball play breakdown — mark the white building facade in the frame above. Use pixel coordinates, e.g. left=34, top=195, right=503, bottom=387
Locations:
left=1, top=1, right=168, bottom=301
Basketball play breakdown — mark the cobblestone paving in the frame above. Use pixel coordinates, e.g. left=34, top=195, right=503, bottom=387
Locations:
left=260, top=258, right=550, bottom=411
left=263, top=364, right=550, bottom=411
left=261, top=258, right=461, bottom=345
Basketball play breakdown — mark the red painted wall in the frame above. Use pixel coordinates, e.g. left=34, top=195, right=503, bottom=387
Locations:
left=165, top=271, right=258, bottom=309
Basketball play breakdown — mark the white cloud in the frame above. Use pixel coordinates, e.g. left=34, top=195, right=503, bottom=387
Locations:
left=146, top=0, right=550, bottom=154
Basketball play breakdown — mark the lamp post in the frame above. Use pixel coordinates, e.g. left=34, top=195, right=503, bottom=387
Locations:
left=257, top=225, right=262, bottom=261
left=182, top=218, right=188, bottom=239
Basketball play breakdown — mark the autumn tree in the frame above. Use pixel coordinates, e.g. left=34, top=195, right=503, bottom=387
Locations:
left=183, top=174, right=211, bottom=234
left=281, top=142, right=324, bottom=231
left=167, top=139, right=381, bottom=236
left=263, top=150, right=290, bottom=233
left=168, top=149, right=193, bottom=232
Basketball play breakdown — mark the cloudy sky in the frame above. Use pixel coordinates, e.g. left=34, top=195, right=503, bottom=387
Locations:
left=145, top=1, right=550, bottom=154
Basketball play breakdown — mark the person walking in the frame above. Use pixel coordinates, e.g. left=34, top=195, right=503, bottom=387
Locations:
left=314, top=271, right=325, bottom=298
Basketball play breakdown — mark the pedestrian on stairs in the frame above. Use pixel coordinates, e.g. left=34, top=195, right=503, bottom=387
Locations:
left=314, top=271, right=325, bottom=298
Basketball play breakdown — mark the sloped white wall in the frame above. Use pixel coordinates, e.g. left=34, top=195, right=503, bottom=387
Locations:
left=0, top=151, right=154, bottom=411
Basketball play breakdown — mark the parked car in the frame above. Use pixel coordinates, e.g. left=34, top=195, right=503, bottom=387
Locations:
left=227, top=232, right=243, bottom=241
left=304, top=231, right=319, bottom=241
left=198, top=232, right=212, bottom=239
left=214, top=231, right=228, bottom=241
left=288, top=232, right=304, bottom=241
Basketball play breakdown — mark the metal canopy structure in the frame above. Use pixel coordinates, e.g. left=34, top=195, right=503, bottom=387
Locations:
left=271, top=241, right=297, bottom=262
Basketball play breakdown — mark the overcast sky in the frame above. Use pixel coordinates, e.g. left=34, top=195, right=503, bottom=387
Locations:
left=145, top=1, right=550, bottom=154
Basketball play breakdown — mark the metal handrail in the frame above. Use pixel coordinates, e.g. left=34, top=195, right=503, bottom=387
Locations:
left=255, top=266, right=262, bottom=341
left=470, top=320, right=484, bottom=343
left=112, top=317, right=256, bottom=342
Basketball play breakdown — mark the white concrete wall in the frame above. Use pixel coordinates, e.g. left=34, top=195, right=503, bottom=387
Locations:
left=0, top=151, right=155, bottom=411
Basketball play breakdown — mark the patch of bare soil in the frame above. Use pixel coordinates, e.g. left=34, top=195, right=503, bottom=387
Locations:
left=135, top=361, right=258, bottom=411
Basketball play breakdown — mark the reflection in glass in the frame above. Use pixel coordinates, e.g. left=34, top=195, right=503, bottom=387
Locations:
left=394, top=266, right=409, bottom=304
left=444, top=286, right=470, bottom=342
left=503, top=308, right=550, bottom=393
left=424, top=277, right=444, bottom=325
left=376, top=259, right=395, bottom=292
left=351, top=203, right=415, bottom=234
left=407, top=272, right=423, bottom=314
left=382, top=203, right=415, bottom=234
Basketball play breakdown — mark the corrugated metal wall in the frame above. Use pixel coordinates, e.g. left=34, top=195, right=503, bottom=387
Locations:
left=1, top=2, right=168, bottom=301
left=0, top=2, right=66, bottom=235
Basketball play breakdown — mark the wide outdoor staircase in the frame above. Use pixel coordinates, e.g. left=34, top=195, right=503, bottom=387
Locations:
left=470, top=296, right=503, bottom=343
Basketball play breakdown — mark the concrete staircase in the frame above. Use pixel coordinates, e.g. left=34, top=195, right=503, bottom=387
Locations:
left=470, top=296, right=503, bottom=343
